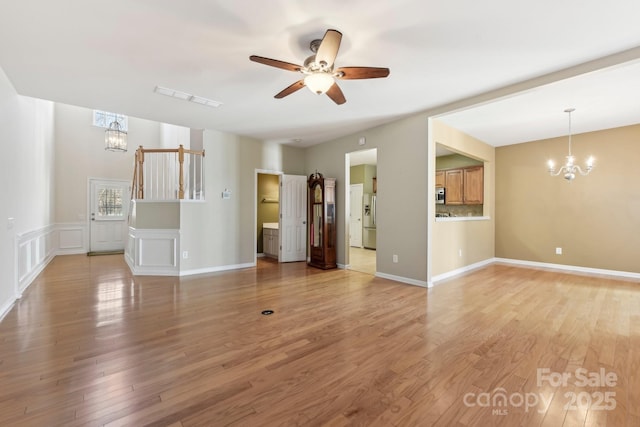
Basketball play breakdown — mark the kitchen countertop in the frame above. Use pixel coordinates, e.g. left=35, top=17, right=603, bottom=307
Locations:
left=263, top=222, right=279, bottom=229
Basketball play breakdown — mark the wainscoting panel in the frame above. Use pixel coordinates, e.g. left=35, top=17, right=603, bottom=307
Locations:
left=57, top=223, right=87, bottom=255
left=126, top=228, right=180, bottom=276
left=16, top=225, right=56, bottom=295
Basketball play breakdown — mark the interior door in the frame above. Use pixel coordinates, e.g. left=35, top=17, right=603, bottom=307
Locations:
left=350, top=184, right=363, bottom=247
left=280, top=174, right=307, bottom=262
left=89, top=179, right=130, bottom=253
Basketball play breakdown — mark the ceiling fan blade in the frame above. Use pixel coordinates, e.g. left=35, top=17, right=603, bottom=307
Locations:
left=315, top=29, right=342, bottom=68
left=326, top=82, right=346, bottom=105
left=249, top=55, right=302, bottom=72
left=274, top=80, right=306, bottom=99
left=335, top=66, right=390, bottom=79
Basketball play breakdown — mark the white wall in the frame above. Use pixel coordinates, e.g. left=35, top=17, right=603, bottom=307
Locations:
left=54, top=103, right=161, bottom=224
left=160, top=123, right=190, bottom=148
left=0, top=67, right=55, bottom=318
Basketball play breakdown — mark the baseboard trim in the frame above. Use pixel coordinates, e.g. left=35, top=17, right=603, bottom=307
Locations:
left=494, top=257, right=640, bottom=280
left=179, top=262, right=256, bottom=277
left=375, top=272, right=429, bottom=288
left=0, top=299, right=15, bottom=322
left=431, top=258, right=496, bottom=285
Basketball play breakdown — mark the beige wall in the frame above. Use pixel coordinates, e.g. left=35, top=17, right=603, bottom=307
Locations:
left=305, top=114, right=428, bottom=283
left=179, top=132, right=305, bottom=271
left=54, top=103, right=162, bottom=223
left=431, top=120, right=496, bottom=277
left=129, top=201, right=180, bottom=229
left=496, top=124, right=640, bottom=273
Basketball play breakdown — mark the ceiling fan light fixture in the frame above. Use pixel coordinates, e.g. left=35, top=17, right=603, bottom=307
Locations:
left=304, top=72, right=334, bottom=94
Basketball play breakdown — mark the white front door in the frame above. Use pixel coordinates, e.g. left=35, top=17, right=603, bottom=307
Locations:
left=350, top=184, right=363, bottom=247
left=280, top=174, right=307, bottom=262
left=89, top=179, right=130, bottom=253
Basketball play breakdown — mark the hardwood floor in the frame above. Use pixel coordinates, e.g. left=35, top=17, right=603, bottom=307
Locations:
left=0, top=255, right=639, bottom=426
left=348, top=247, right=376, bottom=275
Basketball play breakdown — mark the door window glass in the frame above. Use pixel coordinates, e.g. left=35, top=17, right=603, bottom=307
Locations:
left=97, top=186, right=124, bottom=218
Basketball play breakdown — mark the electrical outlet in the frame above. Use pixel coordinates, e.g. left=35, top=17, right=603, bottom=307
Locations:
left=459, top=249, right=463, bottom=257
left=393, top=254, right=398, bottom=263
left=182, top=251, right=189, bottom=259
left=555, top=247, right=562, bottom=255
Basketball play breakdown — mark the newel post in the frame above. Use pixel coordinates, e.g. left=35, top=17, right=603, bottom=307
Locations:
left=137, top=145, right=145, bottom=199
left=178, top=144, right=185, bottom=199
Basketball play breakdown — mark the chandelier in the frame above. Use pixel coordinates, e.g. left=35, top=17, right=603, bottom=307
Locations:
left=547, top=108, right=594, bottom=181
left=105, top=118, right=127, bottom=152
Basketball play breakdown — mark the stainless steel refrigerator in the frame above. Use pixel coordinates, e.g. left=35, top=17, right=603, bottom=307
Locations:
left=363, top=193, right=377, bottom=249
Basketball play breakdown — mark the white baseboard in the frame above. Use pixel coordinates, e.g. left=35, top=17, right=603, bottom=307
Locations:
left=180, top=262, right=255, bottom=277
left=494, top=257, right=640, bottom=280
left=375, top=272, right=429, bottom=288
left=431, top=258, right=496, bottom=286
left=0, top=298, right=15, bottom=322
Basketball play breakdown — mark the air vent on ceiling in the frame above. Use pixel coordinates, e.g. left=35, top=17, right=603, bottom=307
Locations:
left=154, top=86, right=222, bottom=108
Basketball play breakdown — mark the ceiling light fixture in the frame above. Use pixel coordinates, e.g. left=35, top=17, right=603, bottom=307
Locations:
left=105, top=118, right=127, bottom=152
left=547, top=108, right=594, bottom=181
left=304, top=72, right=334, bottom=94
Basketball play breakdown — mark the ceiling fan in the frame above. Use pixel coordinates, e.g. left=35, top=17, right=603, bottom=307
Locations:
left=249, top=29, right=390, bottom=105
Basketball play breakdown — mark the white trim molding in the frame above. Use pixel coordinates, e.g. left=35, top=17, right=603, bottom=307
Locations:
left=494, top=258, right=640, bottom=281
left=56, top=222, right=87, bottom=255
left=430, top=257, right=640, bottom=286
left=180, top=262, right=255, bottom=277
left=16, top=224, right=56, bottom=296
left=430, top=258, right=495, bottom=286
left=375, top=272, right=429, bottom=288
left=125, top=227, right=180, bottom=276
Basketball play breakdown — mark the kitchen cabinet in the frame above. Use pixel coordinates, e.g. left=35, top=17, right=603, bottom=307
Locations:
left=444, top=169, right=464, bottom=205
left=263, top=225, right=279, bottom=258
left=435, top=170, right=445, bottom=188
left=438, top=166, right=483, bottom=205
left=463, top=166, right=484, bottom=204
left=308, top=172, right=337, bottom=269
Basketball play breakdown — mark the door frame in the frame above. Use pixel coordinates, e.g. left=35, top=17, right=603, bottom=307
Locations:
left=87, top=177, right=131, bottom=253
left=254, top=169, right=283, bottom=264
left=345, top=148, right=378, bottom=274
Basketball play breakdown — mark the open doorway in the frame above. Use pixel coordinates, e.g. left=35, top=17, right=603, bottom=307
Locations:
left=255, top=171, right=307, bottom=264
left=256, top=172, right=280, bottom=259
left=346, top=148, right=377, bottom=275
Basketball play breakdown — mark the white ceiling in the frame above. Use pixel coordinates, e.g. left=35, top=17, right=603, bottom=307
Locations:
left=2, top=1, right=640, bottom=148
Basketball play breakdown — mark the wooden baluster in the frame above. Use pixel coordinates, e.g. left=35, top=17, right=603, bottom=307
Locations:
left=137, top=145, right=145, bottom=199
left=178, top=144, right=185, bottom=200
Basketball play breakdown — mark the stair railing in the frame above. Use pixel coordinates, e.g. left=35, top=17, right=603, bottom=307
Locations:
left=131, top=145, right=205, bottom=201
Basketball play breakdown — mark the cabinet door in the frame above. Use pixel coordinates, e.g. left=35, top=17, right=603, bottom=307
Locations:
left=435, top=170, right=445, bottom=188
left=463, top=167, right=484, bottom=204
left=445, top=169, right=463, bottom=205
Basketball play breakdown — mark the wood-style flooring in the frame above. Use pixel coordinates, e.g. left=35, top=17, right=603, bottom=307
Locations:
left=0, top=255, right=639, bottom=426
left=348, top=247, right=376, bottom=275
